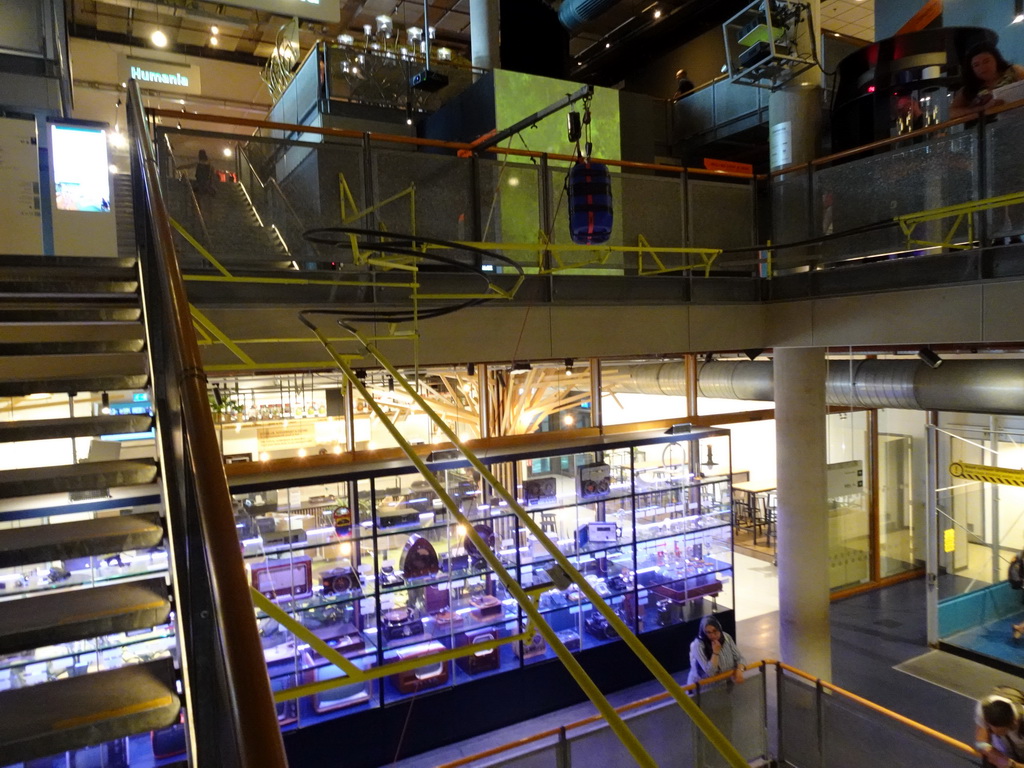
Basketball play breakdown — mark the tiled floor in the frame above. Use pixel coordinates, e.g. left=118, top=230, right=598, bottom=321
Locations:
left=381, top=558, right=991, bottom=767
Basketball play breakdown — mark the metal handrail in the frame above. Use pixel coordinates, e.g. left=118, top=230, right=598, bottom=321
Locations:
left=148, top=108, right=755, bottom=179
left=432, top=659, right=979, bottom=767
left=774, top=661, right=978, bottom=759
left=126, top=79, right=288, bottom=767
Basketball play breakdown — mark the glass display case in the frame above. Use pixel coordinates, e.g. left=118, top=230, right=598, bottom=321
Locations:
left=230, top=427, right=734, bottom=732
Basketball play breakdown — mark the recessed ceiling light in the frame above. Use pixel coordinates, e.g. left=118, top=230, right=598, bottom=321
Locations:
left=653, top=9, right=662, bottom=18
left=151, top=30, right=168, bottom=48
left=211, top=25, right=219, bottom=35
left=605, top=42, right=611, bottom=48
left=210, top=36, right=218, bottom=45
left=222, top=147, right=232, bottom=157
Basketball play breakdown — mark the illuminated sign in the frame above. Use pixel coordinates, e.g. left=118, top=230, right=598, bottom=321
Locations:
left=121, top=57, right=201, bottom=95
left=130, top=66, right=189, bottom=87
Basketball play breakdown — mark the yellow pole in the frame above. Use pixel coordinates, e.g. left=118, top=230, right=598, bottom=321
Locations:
left=305, top=314, right=747, bottom=768
left=300, top=317, right=659, bottom=768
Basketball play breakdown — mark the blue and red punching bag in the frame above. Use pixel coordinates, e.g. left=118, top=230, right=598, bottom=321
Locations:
left=567, top=160, right=613, bottom=245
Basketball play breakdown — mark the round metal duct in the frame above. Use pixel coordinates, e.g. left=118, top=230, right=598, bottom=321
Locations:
left=558, top=0, right=620, bottom=31
left=605, top=360, right=1024, bottom=415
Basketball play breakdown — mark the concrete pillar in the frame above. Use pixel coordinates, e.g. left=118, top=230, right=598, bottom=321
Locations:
left=470, top=0, right=500, bottom=71
left=774, top=346, right=831, bottom=681
left=767, top=0, right=822, bottom=169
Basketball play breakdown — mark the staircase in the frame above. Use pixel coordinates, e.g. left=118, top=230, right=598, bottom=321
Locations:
left=0, top=254, right=182, bottom=766
left=168, top=179, right=291, bottom=269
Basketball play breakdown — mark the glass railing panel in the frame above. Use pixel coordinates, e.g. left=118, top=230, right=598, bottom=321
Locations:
left=821, top=687, right=978, bottom=767
left=984, top=107, right=1024, bottom=240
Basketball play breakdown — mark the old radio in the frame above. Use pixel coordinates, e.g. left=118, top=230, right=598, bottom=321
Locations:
left=250, top=556, right=313, bottom=601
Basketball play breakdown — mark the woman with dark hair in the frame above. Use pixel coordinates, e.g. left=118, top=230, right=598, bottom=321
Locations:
left=687, top=615, right=744, bottom=685
left=951, top=41, right=1024, bottom=119
left=975, top=686, right=1024, bottom=767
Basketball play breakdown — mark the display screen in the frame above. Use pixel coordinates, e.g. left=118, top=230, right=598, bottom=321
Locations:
left=49, top=123, right=111, bottom=213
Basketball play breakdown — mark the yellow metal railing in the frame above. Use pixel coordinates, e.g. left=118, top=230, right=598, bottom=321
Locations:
left=896, top=190, right=1024, bottom=250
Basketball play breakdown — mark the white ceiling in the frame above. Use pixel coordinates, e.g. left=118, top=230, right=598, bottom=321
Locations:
left=821, top=0, right=875, bottom=42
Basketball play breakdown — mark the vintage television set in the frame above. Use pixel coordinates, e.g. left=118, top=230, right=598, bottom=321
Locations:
left=303, top=653, right=373, bottom=713
left=456, top=627, right=501, bottom=674
left=390, top=640, right=449, bottom=694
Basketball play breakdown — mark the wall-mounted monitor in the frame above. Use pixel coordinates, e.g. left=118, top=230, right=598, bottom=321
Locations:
left=49, top=123, right=110, bottom=213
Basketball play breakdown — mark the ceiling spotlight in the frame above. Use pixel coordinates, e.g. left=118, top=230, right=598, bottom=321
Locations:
left=387, top=376, right=395, bottom=392
left=101, top=392, right=111, bottom=415
left=466, top=362, right=476, bottom=376
left=211, top=25, right=219, bottom=35
left=510, top=361, right=532, bottom=372
left=223, top=147, right=232, bottom=157
left=210, top=36, right=218, bottom=46
left=703, top=352, right=714, bottom=363
left=564, top=358, right=574, bottom=375
left=151, top=29, right=168, bottom=48
left=917, top=347, right=943, bottom=369
left=653, top=8, right=662, bottom=18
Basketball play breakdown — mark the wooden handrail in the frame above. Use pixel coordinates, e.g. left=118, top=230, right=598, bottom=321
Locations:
left=433, top=663, right=765, bottom=768
left=435, top=659, right=979, bottom=767
left=148, top=109, right=755, bottom=179
left=774, top=661, right=978, bottom=758
left=128, top=81, right=289, bottom=767
left=770, top=98, right=1024, bottom=177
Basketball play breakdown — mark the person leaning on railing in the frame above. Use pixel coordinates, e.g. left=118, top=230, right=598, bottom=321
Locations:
left=687, top=615, right=744, bottom=685
left=950, top=41, right=1024, bottom=120
left=976, top=686, right=1024, bottom=767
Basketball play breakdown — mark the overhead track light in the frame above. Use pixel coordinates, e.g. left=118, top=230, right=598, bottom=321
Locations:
left=564, top=358, right=574, bottom=375
left=917, top=348, right=943, bottom=369
left=101, top=392, right=111, bottom=415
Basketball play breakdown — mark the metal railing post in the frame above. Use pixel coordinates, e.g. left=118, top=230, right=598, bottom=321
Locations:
left=816, top=678, right=826, bottom=768
left=556, top=725, right=570, bottom=768
left=977, top=117, right=989, bottom=252
left=775, top=662, right=786, bottom=767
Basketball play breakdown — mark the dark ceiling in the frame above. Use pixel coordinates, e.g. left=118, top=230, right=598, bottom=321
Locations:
left=68, top=0, right=748, bottom=86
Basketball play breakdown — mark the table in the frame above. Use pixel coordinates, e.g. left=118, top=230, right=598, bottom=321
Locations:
left=732, top=481, right=776, bottom=547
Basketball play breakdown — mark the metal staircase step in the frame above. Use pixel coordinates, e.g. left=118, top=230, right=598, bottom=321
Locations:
left=0, top=280, right=138, bottom=298
left=0, top=321, right=143, bottom=342
left=0, top=304, right=141, bottom=323
left=0, top=339, right=145, bottom=355
left=0, top=658, right=181, bottom=766
left=0, top=459, right=158, bottom=500
left=0, top=255, right=136, bottom=270
left=0, top=513, right=164, bottom=569
left=0, top=577, right=171, bottom=655
left=0, top=364, right=149, bottom=397
left=0, top=414, right=153, bottom=443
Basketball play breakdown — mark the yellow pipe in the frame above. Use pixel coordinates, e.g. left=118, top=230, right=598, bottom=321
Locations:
left=169, top=218, right=232, bottom=277
left=189, top=305, right=256, bottom=366
left=302, top=319, right=659, bottom=768
left=321, top=318, right=748, bottom=768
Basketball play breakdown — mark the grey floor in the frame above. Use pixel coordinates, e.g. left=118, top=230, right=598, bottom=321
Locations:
left=380, top=577, right=1001, bottom=767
